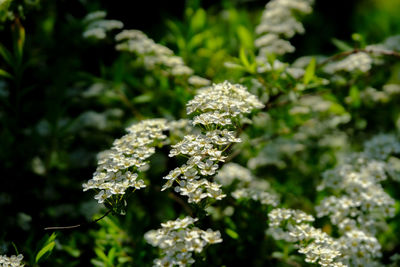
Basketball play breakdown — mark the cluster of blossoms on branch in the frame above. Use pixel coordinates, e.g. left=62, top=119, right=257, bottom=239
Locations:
left=324, top=35, right=400, bottom=76
left=216, top=163, right=279, bottom=206
left=82, top=11, right=123, bottom=40
left=358, top=84, right=400, bottom=105
left=316, top=134, right=399, bottom=233
left=82, top=119, right=169, bottom=205
left=324, top=52, right=373, bottom=73
left=268, top=208, right=345, bottom=267
left=162, top=81, right=264, bottom=204
left=315, top=134, right=400, bottom=265
left=366, top=35, right=400, bottom=54
left=255, top=0, right=314, bottom=59
left=144, top=217, right=222, bottom=267
left=0, top=254, right=24, bottom=267
left=114, top=29, right=210, bottom=87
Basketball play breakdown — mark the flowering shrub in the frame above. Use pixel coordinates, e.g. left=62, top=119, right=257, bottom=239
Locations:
left=1, top=0, right=400, bottom=266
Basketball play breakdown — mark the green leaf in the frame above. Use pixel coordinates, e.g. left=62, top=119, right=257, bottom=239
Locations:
left=133, top=93, right=153, bottom=103
left=349, top=85, right=361, bottom=108
left=188, top=32, right=207, bottom=50
left=331, top=38, right=352, bottom=51
left=91, top=259, right=106, bottom=267
left=225, top=228, right=239, bottom=239
left=118, top=256, right=132, bottom=264
left=0, top=43, right=13, bottom=65
left=11, top=19, right=25, bottom=64
left=0, top=0, right=12, bottom=22
left=239, top=47, right=250, bottom=68
left=0, top=68, right=12, bottom=79
left=239, top=47, right=256, bottom=73
left=35, top=233, right=57, bottom=263
left=94, top=248, right=109, bottom=263
left=166, top=20, right=182, bottom=37
left=107, top=247, right=116, bottom=263
left=190, top=8, right=206, bottom=32
left=62, top=245, right=81, bottom=258
left=237, top=25, right=253, bottom=49
left=11, top=242, right=19, bottom=255
left=303, top=57, right=316, bottom=85
left=17, top=24, right=25, bottom=58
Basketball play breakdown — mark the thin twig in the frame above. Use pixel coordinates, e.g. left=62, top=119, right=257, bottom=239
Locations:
left=44, top=210, right=112, bottom=231
left=168, top=192, right=194, bottom=217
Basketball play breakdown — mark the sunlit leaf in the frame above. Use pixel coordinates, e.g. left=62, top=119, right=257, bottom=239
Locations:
left=237, top=25, right=253, bottom=49
left=331, top=38, right=353, bottom=51
left=225, top=228, right=239, bottom=239
left=0, top=69, right=13, bottom=79
left=303, top=57, right=316, bottom=85
left=35, top=233, right=57, bottom=263
left=190, top=8, right=206, bottom=32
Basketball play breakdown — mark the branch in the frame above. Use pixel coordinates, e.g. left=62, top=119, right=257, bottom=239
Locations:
left=44, top=209, right=112, bottom=231
left=318, top=48, right=400, bottom=68
left=168, top=192, right=194, bottom=217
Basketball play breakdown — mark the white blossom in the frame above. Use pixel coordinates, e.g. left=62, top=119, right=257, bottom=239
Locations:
left=0, top=254, right=24, bottom=267
left=267, top=208, right=344, bottom=267
left=82, top=11, right=123, bottom=40
left=316, top=134, right=399, bottom=264
left=216, top=163, right=279, bottom=206
left=83, top=119, right=169, bottom=204
left=115, top=29, right=211, bottom=85
left=145, top=217, right=222, bottom=267
left=255, top=0, right=314, bottom=59
left=324, top=52, right=372, bottom=73
left=163, top=82, right=264, bottom=204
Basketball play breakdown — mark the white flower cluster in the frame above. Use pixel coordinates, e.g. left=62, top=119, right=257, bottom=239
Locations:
left=216, top=163, right=279, bottom=206
left=167, top=119, right=194, bottom=142
left=162, top=82, right=264, bottom=204
left=249, top=96, right=350, bottom=171
left=366, top=35, right=400, bottom=54
left=255, top=0, right=314, bottom=59
left=82, top=11, right=123, bottom=40
left=248, top=137, right=305, bottom=169
left=144, top=216, right=222, bottom=267
left=363, top=133, right=400, bottom=160
left=83, top=119, right=169, bottom=204
left=115, top=30, right=210, bottom=86
left=336, top=230, right=382, bottom=266
left=363, top=133, right=400, bottom=182
left=358, top=85, right=400, bottom=104
left=186, top=81, right=264, bottom=119
left=215, top=162, right=253, bottom=185
left=268, top=208, right=345, bottom=267
left=187, top=75, right=212, bottom=87
left=75, top=109, right=123, bottom=131
left=317, top=154, right=396, bottom=233
left=316, top=134, right=400, bottom=265
left=0, top=254, right=24, bottom=267
left=325, top=52, right=372, bottom=73
left=294, top=114, right=350, bottom=142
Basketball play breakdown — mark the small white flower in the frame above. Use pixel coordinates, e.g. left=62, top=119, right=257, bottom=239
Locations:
left=83, top=119, right=168, bottom=203
left=145, top=217, right=221, bottom=266
left=255, top=0, right=314, bottom=59
left=94, top=190, right=112, bottom=203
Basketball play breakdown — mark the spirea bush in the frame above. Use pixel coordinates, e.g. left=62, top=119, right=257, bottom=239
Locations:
left=1, top=0, right=400, bottom=266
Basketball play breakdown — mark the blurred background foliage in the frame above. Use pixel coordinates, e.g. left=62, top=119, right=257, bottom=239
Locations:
left=1, top=0, right=400, bottom=266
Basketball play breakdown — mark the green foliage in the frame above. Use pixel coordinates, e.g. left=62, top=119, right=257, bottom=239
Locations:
left=35, top=233, right=57, bottom=263
left=303, top=57, right=316, bottom=85
left=1, top=0, right=400, bottom=266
